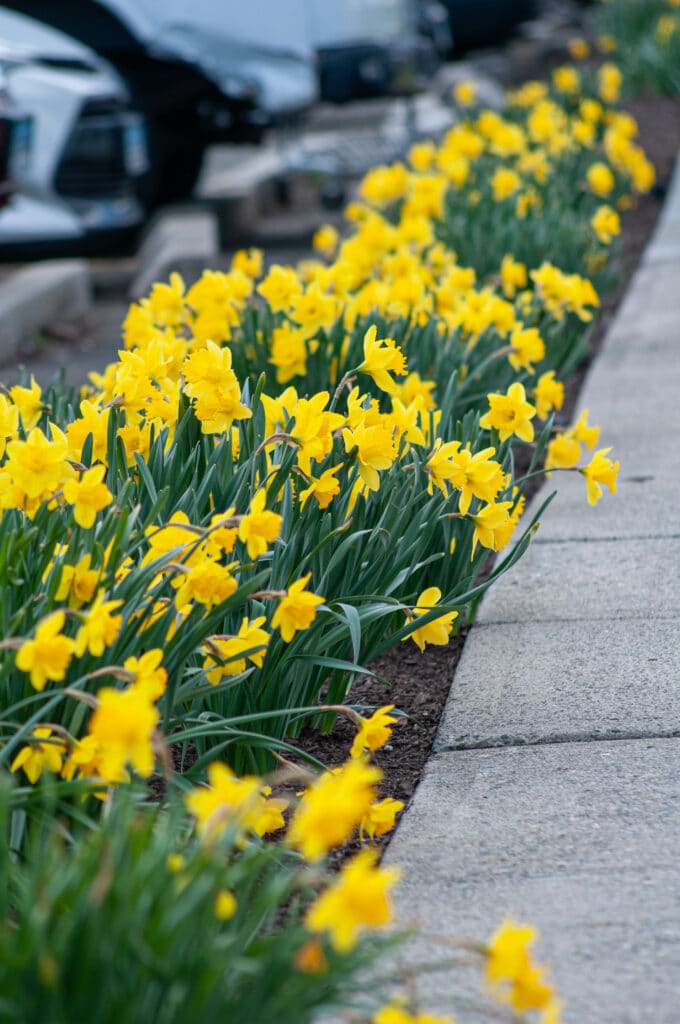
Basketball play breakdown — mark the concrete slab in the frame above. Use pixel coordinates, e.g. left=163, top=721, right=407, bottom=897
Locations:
left=642, top=234, right=680, bottom=266
left=593, top=319, right=680, bottom=367
left=434, top=617, right=680, bottom=750
left=656, top=157, right=680, bottom=227
left=567, top=357, right=680, bottom=436
left=386, top=739, right=680, bottom=1024
left=523, top=432, right=676, bottom=541
left=643, top=159, right=680, bottom=263
left=0, top=260, right=91, bottom=366
left=476, top=536, right=680, bottom=625
left=586, top=259, right=680, bottom=358
left=131, top=209, right=219, bottom=299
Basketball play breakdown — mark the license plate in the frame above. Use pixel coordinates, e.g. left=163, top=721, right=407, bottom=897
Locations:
left=123, top=118, right=149, bottom=176
left=9, top=116, right=32, bottom=181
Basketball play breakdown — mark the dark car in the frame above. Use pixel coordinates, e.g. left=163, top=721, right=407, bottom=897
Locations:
left=0, top=0, right=295, bottom=206
left=440, top=0, right=538, bottom=55
left=0, top=76, right=30, bottom=210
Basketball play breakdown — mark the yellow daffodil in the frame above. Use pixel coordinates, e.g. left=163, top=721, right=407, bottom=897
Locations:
left=342, top=418, right=397, bottom=492
left=587, top=162, right=615, bottom=197
left=591, top=205, right=621, bottom=244
left=374, top=1006, right=454, bottom=1024
left=479, top=382, right=536, bottom=442
left=86, top=683, right=160, bottom=782
left=271, top=574, right=324, bottom=643
left=289, top=759, right=381, bottom=860
left=53, top=553, right=101, bottom=609
left=533, top=371, right=564, bottom=419
left=404, top=586, right=458, bottom=652
left=203, top=617, right=270, bottom=682
left=269, top=324, right=307, bottom=383
left=508, top=326, right=545, bottom=374
left=214, top=890, right=238, bottom=920
left=62, top=464, right=113, bottom=529
left=10, top=727, right=66, bottom=783
left=580, top=447, right=619, bottom=505
left=16, top=612, right=75, bottom=692
left=359, top=325, right=408, bottom=394
left=174, top=559, right=238, bottom=613
left=305, top=848, right=400, bottom=952
left=360, top=797, right=405, bottom=840
left=186, top=761, right=287, bottom=840
left=485, top=919, right=555, bottom=1015
left=350, top=705, right=398, bottom=758
left=545, top=434, right=581, bottom=473
left=9, top=376, right=42, bottom=430
left=123, top=649, right=167, bottom=701
left=453, top=79, right=477, bottom=107
left=238, top=490, right=282, bottom=560
left=299, top=464, right=343, bottom=510
left=75, top=593, right=123, bottom=657
left=469, top=501, right=515, bottom=555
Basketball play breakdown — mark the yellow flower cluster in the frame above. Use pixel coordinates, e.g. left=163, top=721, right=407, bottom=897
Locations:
left=486, top=919, right=562, bottom=1021
left=4, top=46, right=647, bottom=1024
left=180, top=696, right=407, bottom=955
left=3, top=61, right=633, bottom=809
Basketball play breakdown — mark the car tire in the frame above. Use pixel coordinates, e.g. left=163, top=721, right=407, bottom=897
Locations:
left=135, top=109, right=206, bottom=209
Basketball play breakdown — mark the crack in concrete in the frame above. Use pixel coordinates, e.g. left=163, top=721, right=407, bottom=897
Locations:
left=532, top=533, right=680, bottom=544
left=470, top=615, right=680, bottom=627
left=436, top=730, right=680, bottom=753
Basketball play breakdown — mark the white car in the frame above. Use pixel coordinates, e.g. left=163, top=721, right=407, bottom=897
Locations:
left=0, top=6, right=148, bottom=254
left=1, top=0, right=319, bottom=205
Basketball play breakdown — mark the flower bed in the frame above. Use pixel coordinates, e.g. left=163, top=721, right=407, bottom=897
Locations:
left=0, top=29, right=658, bottom=1024
left=592, top=0, right=680, bottom=95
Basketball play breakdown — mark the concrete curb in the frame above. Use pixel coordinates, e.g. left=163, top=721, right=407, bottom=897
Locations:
left=197, top=148, right=289, bottom=250
left=0, top=259, right=91, bottom=368
left=384, top=151, right=680, bottom=1023
left=130, top=208, right=220, bottom=299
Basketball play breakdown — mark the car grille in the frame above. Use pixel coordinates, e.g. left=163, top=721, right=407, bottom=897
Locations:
left=54, top=97, right=143, bottom=200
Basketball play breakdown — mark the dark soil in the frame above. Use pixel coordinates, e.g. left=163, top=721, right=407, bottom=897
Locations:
left=292, top=92, right=680, bottom=862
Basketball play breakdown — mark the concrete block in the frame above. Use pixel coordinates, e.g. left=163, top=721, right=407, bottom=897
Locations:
left=476, top=536, right=680, bottom=625
left=643, top=232, right=680, bottom=266
left=197, top=147, right=286, bottom=248
left=651, top=156, right=680, bottom=227
left=434, top=618, right=680, bottom=750
left=522, top=431, right=675, bottom=541
left=586, top=259, right=680, bottom=360
left=131, top=209, right=219, bottom=299
left=386, top=739, right=680, bottom=1024
left=569, top=356, right=680, bottom=437
left=643, top=160, right=680, bottom=263
left=0, top=260, right=91, bottom=366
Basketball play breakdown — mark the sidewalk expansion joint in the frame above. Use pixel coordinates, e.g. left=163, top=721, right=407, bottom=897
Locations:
left=437, top=730, right=680, bottom=754
left=470, top=614, right=680, bottom=627
left=532, top=532, right=680, bottom=544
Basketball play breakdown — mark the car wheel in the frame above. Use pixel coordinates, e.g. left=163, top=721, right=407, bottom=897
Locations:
left=137, top=112, right=205, bottom=209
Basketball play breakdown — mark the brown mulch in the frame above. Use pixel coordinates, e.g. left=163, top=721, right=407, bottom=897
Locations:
left=291, top=93, right=680, bottom=862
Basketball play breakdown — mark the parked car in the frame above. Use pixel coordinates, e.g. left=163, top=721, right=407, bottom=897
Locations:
left=439, top=0, right=537, bottom=55
left=417, top=0, right=454, bottom=60
left=0, top=66, right=30, bottom=211
left=307, top=0, right=442, bottom=104
left=0, top=0, right=319, bottom=205
left=0, top=6, right=148, bottom=255
left=1, top=1, right=447, bottom=202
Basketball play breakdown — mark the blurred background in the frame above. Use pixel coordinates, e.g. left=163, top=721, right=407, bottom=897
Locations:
left=0, top=0, right=599, bottom=253
left=0, top=0, right=594, bottom=383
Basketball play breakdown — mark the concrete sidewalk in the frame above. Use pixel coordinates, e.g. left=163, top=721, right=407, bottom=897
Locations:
left=384, top=163, right=680, bottom=1023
